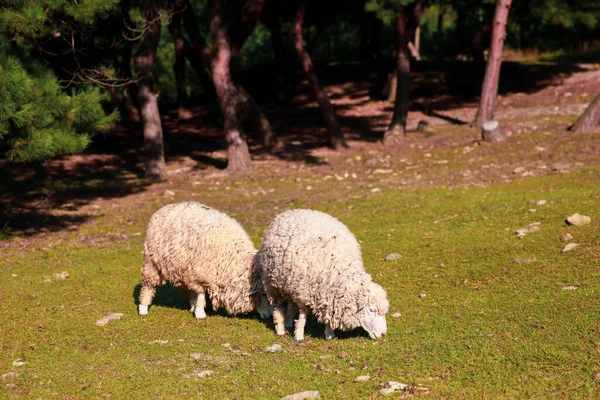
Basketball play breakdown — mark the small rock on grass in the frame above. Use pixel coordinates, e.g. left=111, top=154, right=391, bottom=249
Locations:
left=561, top=233, right=574, bottom=242
left=515, top=222, right=540, bottom=239
left=12, top=359, right=26, bottom=367
left=566, top=213, right=591, bottom=226
left=562, top=243, right=579, bottom=253
left=264, top=343, right=283, bottom=353
left=281, top=390, right=320, bottom=400
left=96, top=313, right=124, bottom=326
left=196, top=370, right=213, bottom=378
left=561, top=285, right=580, bottom=290
left=384, top=253, right=402, bottom=261
left=52, top=271, right=69, bottom=280
left=536, top=200, right=547, bottom=206
left=379, top=381, right=409, bottom=396
left=392, top=312, right=401, bottom=318
left=379, top=382, right=430, bottom=396
left=354, top=375, right=370, bottom=382
left=1, top=372, right=18, bottom=379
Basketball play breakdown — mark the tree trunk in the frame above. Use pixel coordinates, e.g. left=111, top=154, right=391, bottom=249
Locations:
left=182, top=0, right=273, bottom=148
left=570, top=91, right=600, bottom=132
left=120, top=1, right=141, bottom=119
left=231, top=0, right=267, bottom=55
left=386, top=69, right=398, bottom=102
left=474, top=0, right=512, bottom=140
left=414, top=25, right=421, bottom=56
left=384, top=1, right=426, bottom=145
left=265, top=11, right=288, bottom=102
left=238, top=86, right=274, bottom=147
left=169, top=11, right=193, bottom=120
left=471, top=21, right=493, bottom=89
left=210, top=0, right=252, bottom=172
left=293, top=0, right=346, bottom=150
left=134, top=5, right=166, bottom=181
left=455, top=6, right=467, bottom=60
left=109, top=8, right=140, bottom=123
left=384, top=10, right=410, bottom=144
left=107, top=85, right=140, bottom=123
left=437, top=5, right=445, bottom=32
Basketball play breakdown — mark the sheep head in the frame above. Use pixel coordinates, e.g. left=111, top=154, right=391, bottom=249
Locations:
left=254, top=293, right=274, bottom=319
left=358, top=282, right=389, bottom=339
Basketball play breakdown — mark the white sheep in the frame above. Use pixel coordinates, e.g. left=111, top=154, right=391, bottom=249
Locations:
left=138, top=202, right=272, bottom=320
left=260, top=209, right=389, bottom=341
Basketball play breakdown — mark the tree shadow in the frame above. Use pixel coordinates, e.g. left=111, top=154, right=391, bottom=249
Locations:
left=0, top=157, right=148, bottom=239
left=1, top=60, right=588, bottom=240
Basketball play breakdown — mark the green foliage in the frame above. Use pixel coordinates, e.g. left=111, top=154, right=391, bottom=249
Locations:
left=365, top=0, right=417, bottom=25
left=0, top=0, right=119, bottom=162
left=0, top=55, right=116, bottom=162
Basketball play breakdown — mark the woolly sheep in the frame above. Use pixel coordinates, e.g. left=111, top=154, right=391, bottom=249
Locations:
left=260, top=209, right=389, bottom=341
left=138, top=202, right=272, bottom=320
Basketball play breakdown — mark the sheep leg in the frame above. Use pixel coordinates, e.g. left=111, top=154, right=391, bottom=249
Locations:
left=284, top=302, right=298, bottom=329
left=138, top=259, right=160, bottom=317
left=324, top=324, right=335, bottom=340
left=192, top=289, right=207, bottom=319
left=294, top=306, right=309, bottom=342
left=138, top=285, right=156, bottom=317
left=273, top=300, right=286, bottom=336
left=188, top=290, right=197, bottom=313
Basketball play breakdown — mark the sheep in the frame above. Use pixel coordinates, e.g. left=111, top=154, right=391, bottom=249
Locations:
left=138, top=202, right=272, bottom=320
left=260, top=209, right=389, bottom=341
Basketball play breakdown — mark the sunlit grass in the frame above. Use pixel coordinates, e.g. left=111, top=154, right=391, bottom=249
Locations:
left=1, top=151, right=600, bottom=398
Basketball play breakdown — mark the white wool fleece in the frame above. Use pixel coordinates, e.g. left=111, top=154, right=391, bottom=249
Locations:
left=139, top=202, right=267, bottom=316
left=260, top=209, right=389, bottom=332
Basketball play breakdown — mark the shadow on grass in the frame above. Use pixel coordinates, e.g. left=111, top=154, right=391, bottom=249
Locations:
left=0, top=160, right=149, bottom=240
left=1, top=60, right=587, bottom=240
left=130, top=283, right=369, bottom=339
left=131, top=283, right=274, bottom=325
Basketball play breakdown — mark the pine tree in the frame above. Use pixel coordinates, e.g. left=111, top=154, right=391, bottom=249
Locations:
left=0, top=1, right=118, bottom=162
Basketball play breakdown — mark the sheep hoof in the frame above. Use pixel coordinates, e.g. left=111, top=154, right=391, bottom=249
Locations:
left=294, top=335, right=304, bottom=342
left=194, top=309, right=207, bottom=319
left=138, top=305, right=149, bottom=317
left=325, top=325, right=335, bottom=340
left=275, top=328, right=286, bottom=336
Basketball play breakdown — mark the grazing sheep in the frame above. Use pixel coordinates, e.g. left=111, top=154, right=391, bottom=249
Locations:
left=260, top=209, right=389, bottom=340
left=138, top=202, right=272, bottom=320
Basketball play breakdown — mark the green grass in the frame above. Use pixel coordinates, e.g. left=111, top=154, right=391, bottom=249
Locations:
left=2, top=159, right=600, bottom=398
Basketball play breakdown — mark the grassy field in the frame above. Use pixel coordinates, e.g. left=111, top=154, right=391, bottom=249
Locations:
left=2, top=62, right=600, bottom=398
left=1, top=155, right=599, bottom=398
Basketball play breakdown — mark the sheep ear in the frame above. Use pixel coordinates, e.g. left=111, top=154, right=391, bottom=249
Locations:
left=357, top=300, right=366, bottom=311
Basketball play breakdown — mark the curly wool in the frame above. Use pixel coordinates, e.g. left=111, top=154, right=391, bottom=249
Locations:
left=260, top=209, right=389, bottom=331
left=140, top=202, right=261, bottom=315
